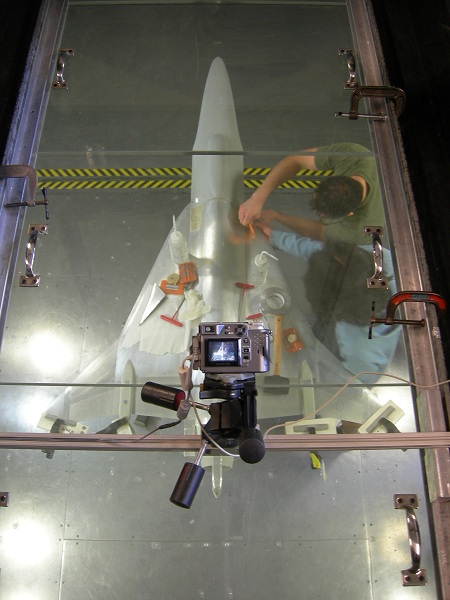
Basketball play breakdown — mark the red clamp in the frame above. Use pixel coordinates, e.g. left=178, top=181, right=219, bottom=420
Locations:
left=369, top=291, right=446, bottom=339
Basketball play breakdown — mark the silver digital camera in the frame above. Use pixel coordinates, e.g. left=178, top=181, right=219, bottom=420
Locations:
left=191, top=322, right=271, bottom=374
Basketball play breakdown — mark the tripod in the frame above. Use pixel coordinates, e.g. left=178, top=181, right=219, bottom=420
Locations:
left=170, top=374, right=265, bottom=508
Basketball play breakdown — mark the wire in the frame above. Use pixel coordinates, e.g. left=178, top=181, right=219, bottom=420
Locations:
left=180, top=354, right=241, bottom=457
left=129, top=368, right=450, bottom=448
left=132, top=419, right=182, bottom=442
left=130, top=352, right=240, bottom=457
left=263, top=370, right=450, bottom=439
left=158, top=419, right=182, bottom=430
left=190, top=398, right=240, bottom=459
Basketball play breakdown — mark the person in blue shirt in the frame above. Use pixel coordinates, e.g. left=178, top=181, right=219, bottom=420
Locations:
left=259, top=224, right=401, bottom=384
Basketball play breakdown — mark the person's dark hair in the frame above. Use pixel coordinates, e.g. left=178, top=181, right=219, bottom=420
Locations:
left=310, top=176, right=363, bottom=218
left=304, top=242, right=391, bottom=348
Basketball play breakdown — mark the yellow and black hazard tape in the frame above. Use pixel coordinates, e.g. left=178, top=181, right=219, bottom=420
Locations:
left=36, top=167, right=333, bottom=191
left=37, top=179, right=192, bottom=190
left=37, top=167, right=192, bottom=179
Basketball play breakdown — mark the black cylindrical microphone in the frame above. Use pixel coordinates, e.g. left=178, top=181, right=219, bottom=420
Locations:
left=141, top=382, right=185, bottom=412
left=238, top=428, right=266, bottom=464
left=170, top=462, right=205, bottom=509
left=170, top=440, right=208, bottom=509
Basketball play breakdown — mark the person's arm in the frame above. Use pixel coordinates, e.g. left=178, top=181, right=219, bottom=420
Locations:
left=270, top=229, right=324, bottom=260
left=269, top=212, right=326, bottom=241
left=258, top=209, right=326, bottom=241
left=238, top=150, right=318, bottom=226
left=255, top=220, right=324, bottom=260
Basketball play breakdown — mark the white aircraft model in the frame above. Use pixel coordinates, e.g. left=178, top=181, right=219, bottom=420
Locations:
left=48, top=58, right=386, bottom=435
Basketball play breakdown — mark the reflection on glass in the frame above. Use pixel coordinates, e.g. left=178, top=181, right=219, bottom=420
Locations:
left=24, top=60, right=407, bottom=444
left=27, top=330, right=78, bottom=376
left=4, top=519, right=53, bottom=567
left=1, top=55, right=410, bottom=441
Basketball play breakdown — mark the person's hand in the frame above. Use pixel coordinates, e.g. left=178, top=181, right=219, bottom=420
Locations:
left=238, top=192, right=265, bottom=226
left=258, top=210, right=279, bottom=226
left=253, top=220, right=272, bottom=239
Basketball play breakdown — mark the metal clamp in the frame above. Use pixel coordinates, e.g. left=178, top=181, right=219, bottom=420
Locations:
left=6, top=188, right=49, bottom=220
left=394, top=494, right=427, bottom=586
left=0, top=492, right=9, bottom=507
left=336, top=85, right=406, bottom=121
left=364, top=226, right=388, bottom=289
left=19, top=224, right=48, bottom=287
left=336, top=48, right=405, bottom=120
left=52, top=48, right=75, bottom=89
left=1, top=165, right=49, bottom=220
left=369, top=291, right=446, bottom=338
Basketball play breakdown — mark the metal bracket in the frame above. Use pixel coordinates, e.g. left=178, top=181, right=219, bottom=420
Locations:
left=364, top=226, right=388, bottom=289
left=369, top=291, right=447, bottom=338
left=394, top=494, right=427, bottom=586
left=0, top=492, right=9, bottom=507
left=336, top=85, right=406, bottom=121
left=52, top=48, right=75, bottom=89
left=19, top=224, right=48, bottom=287
left=358, top=400, right=405, bottom=434
left=338, top=48, right=357, bottom=88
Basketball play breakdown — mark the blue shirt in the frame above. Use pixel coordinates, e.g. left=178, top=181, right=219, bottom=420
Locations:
left=270, top=230, right=401, bottom=383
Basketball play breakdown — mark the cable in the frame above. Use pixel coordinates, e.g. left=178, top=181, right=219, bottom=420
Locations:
left=263, top=370, right=450, bottom=439
left=158, top=419, right=182, bottom=430
left=137, top=352, right=240, bottom=457
left=190, top=399, right=240, bottom=459
left=132, top=418, right=182, bottom=442
left=17, top=369, right=444, bottom=449
left=178, top=353, right=240, bottom=457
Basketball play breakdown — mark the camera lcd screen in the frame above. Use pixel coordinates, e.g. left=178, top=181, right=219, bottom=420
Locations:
left=205, top=338, right=240, bottom=367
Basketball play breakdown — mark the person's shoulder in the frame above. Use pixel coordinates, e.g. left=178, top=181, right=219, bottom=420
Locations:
left=317, top=142, right=372, bottom=154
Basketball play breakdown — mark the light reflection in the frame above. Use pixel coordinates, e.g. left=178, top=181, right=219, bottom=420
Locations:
left=16, top=389, right=58, bottom=431
left=27, top=330, right=77, bottom=377
left=4, top=592, right=42, bottom=600
left=4, top=520, right=53, bottom=567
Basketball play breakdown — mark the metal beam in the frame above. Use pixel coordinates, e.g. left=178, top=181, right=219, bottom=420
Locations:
left=0, top=431, right=448, bottom=451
